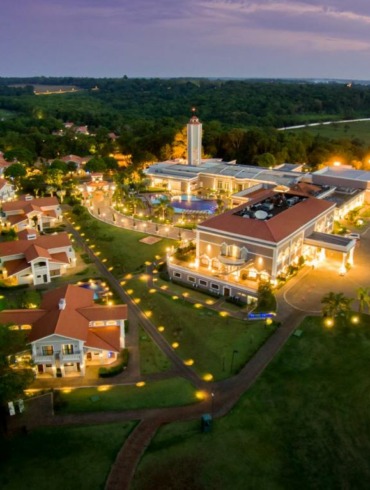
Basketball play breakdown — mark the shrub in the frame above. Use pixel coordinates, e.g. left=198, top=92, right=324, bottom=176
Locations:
left=98, top=349, right=129, bottom=378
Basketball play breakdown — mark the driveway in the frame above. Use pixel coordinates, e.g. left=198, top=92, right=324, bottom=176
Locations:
left=282, top=228, right=370, bottom=313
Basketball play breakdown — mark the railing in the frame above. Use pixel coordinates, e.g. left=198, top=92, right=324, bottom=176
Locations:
left=218, top=254, right=245, bottom=266
left=60, top=351, right=82, bottom=362
left=34, top=354, right=54, bottom=363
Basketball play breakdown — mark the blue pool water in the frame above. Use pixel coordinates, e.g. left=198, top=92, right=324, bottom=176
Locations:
left=151, top=194, right=217, bottom=214
left=79, top=282, right=105, bottom=300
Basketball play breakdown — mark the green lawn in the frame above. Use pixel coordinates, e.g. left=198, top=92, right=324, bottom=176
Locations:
left=69, top=211, right=174, bottom=276
left=133, top=315, right=370, bottom=490
left=125, top=277, right=274, bottom=381
left=139, top=327, right=172, bottom=375
left=0, top=422, right=136, bottom=490
left=289, top=120, right=370, bottom=145
left=56, top=377, right=198, bottom=413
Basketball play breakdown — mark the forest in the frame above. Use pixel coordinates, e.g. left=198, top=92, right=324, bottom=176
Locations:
left=1, top=77, right=370, bottom=170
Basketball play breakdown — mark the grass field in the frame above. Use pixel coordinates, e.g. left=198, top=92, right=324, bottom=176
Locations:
left=56, top=378, right=198, bottom=413
left=139, top=327, right=172, bottom=375
left=0, top=422, right=136, bottom=490
left=69, top=210, right=174, bottom=276
left=134, top=315, right=370, bottom=490
left=125, top=277, right=274, bottom=381
left=288, top=120, right=370, bottom=144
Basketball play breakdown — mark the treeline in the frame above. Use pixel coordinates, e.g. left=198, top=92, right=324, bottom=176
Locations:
left=0, top=78, right=370, bottom=169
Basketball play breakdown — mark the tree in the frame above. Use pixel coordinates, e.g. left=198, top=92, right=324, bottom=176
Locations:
left=45, top=168, right=63, bottom=188
left=321, top=292, right=353, bottom=320
left=356, top=287, right=370, bottom=313
left=153, top=196, right=173, bottom=221
left=255, top=152, right=276, bottom=168
left=4, top=163, right=26, bottom=182
left=0, top=326, right=34, bottom=433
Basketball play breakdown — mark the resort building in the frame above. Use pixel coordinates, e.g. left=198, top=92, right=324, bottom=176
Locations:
left=1, top=195, right=62, bottom=232
left=0, top=231, right=76, bottom=286
left=168, top=187, right=357, bottom=301
left=0, top=284, right=127, bottom=377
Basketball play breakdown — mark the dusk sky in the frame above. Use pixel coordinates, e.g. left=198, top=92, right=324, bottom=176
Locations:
left=1, top=0, right=370, bottom=79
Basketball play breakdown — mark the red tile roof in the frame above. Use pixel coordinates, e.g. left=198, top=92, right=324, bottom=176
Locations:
left=3, top=196, right=59, bottom=212
left=0, top=285, right=127, bottom=347
left=86, top=327, right=120, bottom=352
left=3, top=258, right=30, bottom=276
left=0, top=232, right=71, bottom=258
left=24, top=245, right=51, bottom=262
left=79, top=305, right=127, bottom=321
left=199, top=191, right=335, bottom=243
left=0, top=309, right=45, bottom=325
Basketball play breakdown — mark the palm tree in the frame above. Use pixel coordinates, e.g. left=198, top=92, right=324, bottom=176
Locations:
left=153, top=196, right=172, bottom=221
left=356, top=287, right=370, bottom=313
left=321, top=292, right=353, bottom=320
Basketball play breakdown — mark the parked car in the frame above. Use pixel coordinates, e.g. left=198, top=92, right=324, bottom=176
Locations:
left=345, top=233, right=360, bottom=240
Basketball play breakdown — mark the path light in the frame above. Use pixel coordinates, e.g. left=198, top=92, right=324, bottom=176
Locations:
left=149, top=289, right=156, bottom=294
left=172, top=295, right=179, bottom=300
left=97, top=385, right=111, bottom=392
left=136, top=381, right=146, bottom=388
left=351, top=315, right=360, bottom=325
left=184, top=359, right=194, bottom=366
left=144, top=310, right=152, bottom=318
left=203, top=373, right=214, bottom=382
left=172, top=342, right=179, bottom=349
left=265, top=317, right=273, bottom=326
left=324, top=317, right=334, bottom=328
left=195, top=390, right=206, bottom=400
left=158, top=326, right=165, bottom=332
left=194, top=303, right=202, bottom=309
left=219, top=311, right=228, bottom=318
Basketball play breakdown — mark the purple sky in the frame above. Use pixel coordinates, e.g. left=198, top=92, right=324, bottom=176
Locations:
left=1, top=0, right=370, bottom=79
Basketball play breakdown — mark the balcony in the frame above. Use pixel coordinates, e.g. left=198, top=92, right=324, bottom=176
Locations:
left=34, top=354, right=54, bottom=364
left=61, top=351, right=82, bottom=363
left=218, top=254, right=245, bottom=266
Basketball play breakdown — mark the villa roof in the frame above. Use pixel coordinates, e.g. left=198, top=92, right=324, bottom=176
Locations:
left=0, top=232, right=71, bottom=258
left=199, top=190, right=335, bottom=244
left=25, top=245, right=52, bottom=262
left=86, top=327, right=120, bottom=352
left=2, top=196, right=59, bottom=213
left=3, top=258, right=30, bottom=276
left=79, top=305, right=127, bottom=321
left=0, top=285, right=127, bottom=348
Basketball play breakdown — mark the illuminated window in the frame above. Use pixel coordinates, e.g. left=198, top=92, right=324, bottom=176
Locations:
left=62, top=344, right=74, bottom=355
left=42, top=345, right=54, bottom=356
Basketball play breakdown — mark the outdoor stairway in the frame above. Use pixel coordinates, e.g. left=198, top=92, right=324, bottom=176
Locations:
left=105, top=418, right=161, bottom=490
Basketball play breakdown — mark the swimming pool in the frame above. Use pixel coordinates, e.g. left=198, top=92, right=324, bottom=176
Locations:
left=151, top=194, right=217, bottom=214
left=78, top=281, right=107, bottom=300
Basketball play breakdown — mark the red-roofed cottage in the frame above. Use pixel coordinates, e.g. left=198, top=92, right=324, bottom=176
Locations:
left=2, top=195, right=62, bottom=232
left=0, top=231, right=76, bottom=286
left=0, top=284, right=127, bottom=377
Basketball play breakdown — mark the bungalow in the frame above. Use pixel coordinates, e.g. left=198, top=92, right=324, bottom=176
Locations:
left=2, top=195, right=62, bottom=232
left=0, top=231, right=76, bottom=286
left=0, top=284, right=127, bottom=377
